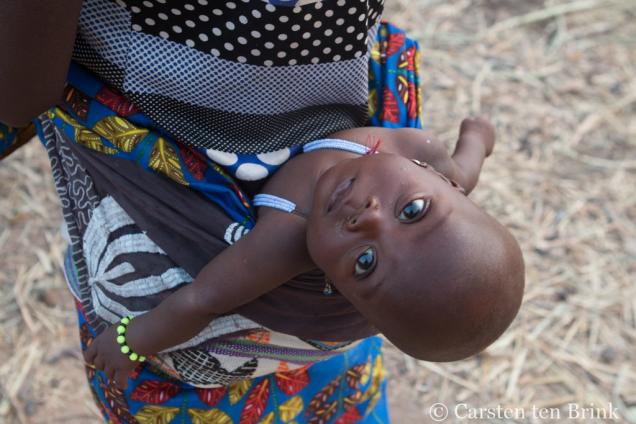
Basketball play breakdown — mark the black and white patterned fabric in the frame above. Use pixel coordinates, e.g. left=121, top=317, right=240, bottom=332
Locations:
left=73, top=0, right=384, bottom=153
left=39, top=120, right=362, bottom=386
left=40, top=112, right=102, bottom=324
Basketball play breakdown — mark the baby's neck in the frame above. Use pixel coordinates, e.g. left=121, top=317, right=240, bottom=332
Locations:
left=257, top=128, right=400, bottom=218
left=258, top=148, right=361, bottom=219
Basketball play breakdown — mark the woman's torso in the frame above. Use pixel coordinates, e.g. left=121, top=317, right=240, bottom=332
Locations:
left=74, top=0, right=385, bottom=154
left=67, top=0, right=388, bottom=338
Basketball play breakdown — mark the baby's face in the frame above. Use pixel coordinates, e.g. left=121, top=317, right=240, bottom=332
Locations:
left=306, top=151, right=464, bottom=301
left=306, top=152, right=525, bottom=361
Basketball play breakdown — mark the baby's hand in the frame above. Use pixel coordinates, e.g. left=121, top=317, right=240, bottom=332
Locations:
left=459, top=117, right=496, bottom=157
left=83, top=324, right=139, bottom=390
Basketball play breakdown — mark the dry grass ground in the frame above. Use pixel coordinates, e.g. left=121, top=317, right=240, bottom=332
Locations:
left=1, top=0, right=635, bottom=422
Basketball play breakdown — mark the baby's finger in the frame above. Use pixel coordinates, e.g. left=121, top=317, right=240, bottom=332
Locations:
left=114, top=370, right=129, bottom=391
left=93, top=355, right=106, bottom=372
left=105, top=364, right=116, bottom=383
left=83, top=342, right=96, bottom=364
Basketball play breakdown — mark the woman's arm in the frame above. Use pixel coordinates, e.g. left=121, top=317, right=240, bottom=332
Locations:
left=0, top=0, right=83, bottom=126
left=84, top=211, right=313, bottom=388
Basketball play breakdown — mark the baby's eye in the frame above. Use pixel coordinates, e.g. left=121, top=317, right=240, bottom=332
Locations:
left=398, top=199, right=430, bottom=223
left=354, top=248, right=376, bottom=279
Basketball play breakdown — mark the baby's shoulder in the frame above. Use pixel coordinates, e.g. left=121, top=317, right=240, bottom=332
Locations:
left=257, top=147, right=325, bottom=217
left=262, top=148, right=321, bottom=188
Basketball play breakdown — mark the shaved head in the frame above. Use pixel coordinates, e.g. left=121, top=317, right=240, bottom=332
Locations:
left=306, top=150, right=525, bottom=362
left=346, top=205, right=525, bottom=361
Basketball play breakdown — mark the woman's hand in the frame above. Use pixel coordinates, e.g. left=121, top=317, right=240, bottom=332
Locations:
left=83, top=325, right=139, bottom=390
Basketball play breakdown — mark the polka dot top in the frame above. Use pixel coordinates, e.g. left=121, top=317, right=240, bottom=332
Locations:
left=72, top=0, right=385, bottom=165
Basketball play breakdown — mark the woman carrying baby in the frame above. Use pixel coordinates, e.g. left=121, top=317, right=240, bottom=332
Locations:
left=1, top=1, right=523, bottom=423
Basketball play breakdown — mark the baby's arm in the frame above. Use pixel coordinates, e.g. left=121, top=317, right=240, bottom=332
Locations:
left=333, top=117, right=495, bottom=194
left=448, top=117, right=495, bottom=194
left=391, top=117, right=495, bottom=194
left=84, top=211, right=312, bottom=388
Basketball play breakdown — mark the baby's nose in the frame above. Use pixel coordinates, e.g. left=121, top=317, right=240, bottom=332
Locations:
left=345, top=196, right=381, bottom=232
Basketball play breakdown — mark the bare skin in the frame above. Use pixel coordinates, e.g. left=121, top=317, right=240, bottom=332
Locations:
left=0, top=1, right=83, bottom=127
left=85, top=118, right=525, bottom=389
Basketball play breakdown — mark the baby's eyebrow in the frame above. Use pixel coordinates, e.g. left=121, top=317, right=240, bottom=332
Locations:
left=410, top=159, right=466, bottom=195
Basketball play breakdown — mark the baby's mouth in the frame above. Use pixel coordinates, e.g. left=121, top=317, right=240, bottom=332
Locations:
left=327, top=178, right=355, bottom=214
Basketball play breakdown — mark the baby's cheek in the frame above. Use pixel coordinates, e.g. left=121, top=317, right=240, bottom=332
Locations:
left=306, top=224, right=341, bottom=273
left=304, top=221, right=328, bottom=264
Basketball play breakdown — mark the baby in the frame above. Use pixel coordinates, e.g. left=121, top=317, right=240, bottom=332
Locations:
left=85, top=117, right=525, bottom=388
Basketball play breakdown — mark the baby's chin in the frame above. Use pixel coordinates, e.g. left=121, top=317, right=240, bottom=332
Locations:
left=308, top=156, right=352, bottom=216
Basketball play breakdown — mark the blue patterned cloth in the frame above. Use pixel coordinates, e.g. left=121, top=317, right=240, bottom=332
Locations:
left=77, top=302, right=389, bottom=424
left=0, top=125, right=17, bottom=157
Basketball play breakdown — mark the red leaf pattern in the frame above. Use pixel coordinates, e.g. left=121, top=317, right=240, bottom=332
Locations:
left=396, top=75, right=409, bottom=106
left=385, top=32, right=406, bottom=57
left=130, top=381, right=182, bottom=404
left=239, top=378, right=270, bottom=424
left=380, top=87, right=400, bottom=123
left=407, top=81, right=418, bottom=120
left=275, top=366, right=310, bottom=395
left=345, top=365, right=368, bottom=389
left=334, top=407, right=362, bottom=424
left=129, top=365, right=141, bottom=381
left=96, top=86, right=139, bottom=117
left=179, top=146, right=208, bottom=180
left=343, top=391, right=363, bottom=411
left=196, top=387, right=227, bottom=407
left=246, top=330, right=271, bottom=344
left=308, top=400, right=338, bottom=424
left=306, top=376, right=341, bottom=419
left=399, top=46, right=417, bottom=72
left=64, top=86, right=90, bottom=120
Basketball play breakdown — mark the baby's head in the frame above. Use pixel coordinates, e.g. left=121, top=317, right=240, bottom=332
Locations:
left=306, top=151, right=524, bottom=361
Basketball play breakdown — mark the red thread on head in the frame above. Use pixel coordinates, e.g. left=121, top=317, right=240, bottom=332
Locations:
left=366, top=135, right=382, bottom=155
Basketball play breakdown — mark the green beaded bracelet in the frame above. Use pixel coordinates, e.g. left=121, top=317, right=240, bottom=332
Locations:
left=114, top=315, right=146, bottom=363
